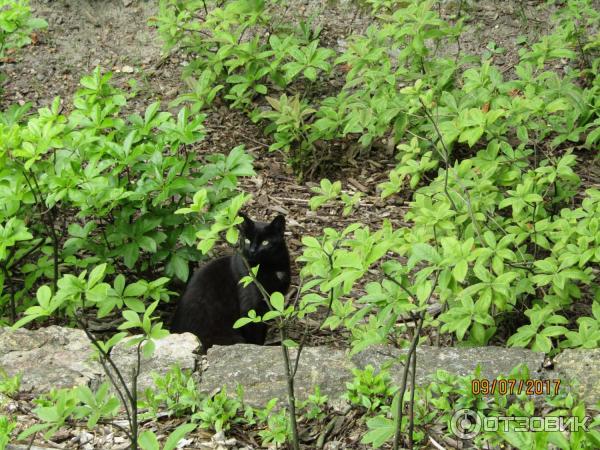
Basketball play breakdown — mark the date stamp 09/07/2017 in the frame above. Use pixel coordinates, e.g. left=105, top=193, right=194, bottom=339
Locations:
left=470, top=378, right=562, bottom=396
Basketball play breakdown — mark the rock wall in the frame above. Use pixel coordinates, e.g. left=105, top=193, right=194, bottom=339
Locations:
left=1, top=326, right=598, bottom=408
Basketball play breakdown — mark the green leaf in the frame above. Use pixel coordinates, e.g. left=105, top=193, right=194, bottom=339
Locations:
left=12, top=312, right=44, bottom=329
left=233, top=317, right=254, bottom=328
left=302, top=236, right=320, bottom=248
left=87, top=264, right=107, bottom=288
left=533, top=334, right=552, bottom=353
left=516, top=125, right=529, bottom=142
left=124, top=282, right=146, bottom=298
left=17, top=423, right=52, bottom=440
left=361, top=416, right=395, bottom=447
left=226, top=226, right=238, bottom=244
left=138, top=430, right=159, bottom=450
left=163, top=423, right=197, bottom=450
left=142, top=339, right=155, bottom=358
left=35, top=406, right=60, bottom=423
left=456, top=316, right=472, bottom=341
left=282, top=339, right=298, bottom=348
left=410, top=243, right=440, bottom=264
left=453, top=260, right=468, bottom=282
left=36, top=285, right=52, bottom=309
left=546, top=98, right=569, bottom=113
left=534, top=258, right=556, bottom=273
left=584, top=125, right=600, bottom=148
left=460, top=127, right=484, bottom=147
left=167, top=254, right=189, bottom=282
left=138, top=236, right=157, bottom=253
left=123, top=243, right=140, bottom=269
left=123, top=298, right=146, bottom=314
left=335, top=251, right=363, bottom=270
left=262, top=310, right=282, bottom=321
left=144, top=101, right=161, bottom=124
left=122, top=310, right=140, bottom=325
left=270, top=292, right=285, bottom=312
left=304, top=66, right=317, bottom=81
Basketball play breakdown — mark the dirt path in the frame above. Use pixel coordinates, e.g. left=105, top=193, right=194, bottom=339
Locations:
left=2, top=0, right=556, bottom=111
left=2, top=0, right=173, bottom=108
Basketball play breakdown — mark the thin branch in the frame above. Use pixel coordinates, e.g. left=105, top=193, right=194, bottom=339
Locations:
left=393, top=271, right=440, bottom=450
left=74, top=314, right=134, bottom=441
left=384, top=274, right=417, bottom=303
left=21, top=170, right=60, bottom=293
left=292, top=244, right=338, bottom=378
left=418, top=97, right=457, bottom=211
left=280, top=334, right=300, bottom=450
left=238, top=252, right=300, bottom=450
left=7, top=238, right=45, bottom=269
left=408, top=344, right=417, bottom=448
left=450, top=182, right=485, bottom=246
left=26, top=430, right=37, bottom=450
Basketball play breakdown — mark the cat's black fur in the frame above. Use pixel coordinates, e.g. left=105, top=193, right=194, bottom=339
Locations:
left=171, top=213, right=290, bottom=351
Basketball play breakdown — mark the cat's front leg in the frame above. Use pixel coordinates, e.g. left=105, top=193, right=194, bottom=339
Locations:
left=238, top=284, right=267, bottom=316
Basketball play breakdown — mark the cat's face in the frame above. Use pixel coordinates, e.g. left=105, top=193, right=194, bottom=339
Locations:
left=239, top=213, right=286, bottom=265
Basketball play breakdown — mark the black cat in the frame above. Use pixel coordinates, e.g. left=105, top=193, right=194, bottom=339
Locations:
left=171, top=213, right=291, bottom=351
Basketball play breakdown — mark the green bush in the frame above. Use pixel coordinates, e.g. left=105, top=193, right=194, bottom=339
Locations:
left=0, top=66, right=255, bottom=324
left=293, top=0, right=600, bottom=355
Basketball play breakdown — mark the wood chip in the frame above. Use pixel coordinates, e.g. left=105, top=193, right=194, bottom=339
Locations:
left=269, top=204, right=289, bottom=215
left=347, top=177, right=369, bottom=193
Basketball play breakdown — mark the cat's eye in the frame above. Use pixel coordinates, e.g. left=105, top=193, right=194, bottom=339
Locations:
left=261, top=240, right=270, bottom=246
left=244, top=238, right=251, bottom=245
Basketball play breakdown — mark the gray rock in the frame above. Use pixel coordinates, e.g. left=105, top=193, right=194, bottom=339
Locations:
left=0, top=326, right=102, bottom=393
left=1, top=326, right=598, bottom=411
left=554, top=348, right=600, bottom=406
left=352, top=345, right=547, bottom=386
left=0, top=327, right=200, bottom=396
left=108, top=332, right=200, bottom=392
left=201, top=344, right=548, bottom=407
left=201, top=344, right=351, bottom=407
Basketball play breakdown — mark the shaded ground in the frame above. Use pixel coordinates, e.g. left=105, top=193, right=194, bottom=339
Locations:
left=0, top=0, right=580, bottom=448
left=2, top=0, right=174, bottom=109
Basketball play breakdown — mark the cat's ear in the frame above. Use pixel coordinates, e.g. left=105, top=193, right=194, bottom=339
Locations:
left=270, top=214, right=286, bottom=235
left=238, top=212, right=254, bottom=234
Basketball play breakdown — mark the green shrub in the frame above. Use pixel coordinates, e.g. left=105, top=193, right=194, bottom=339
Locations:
left=0, top=66, right=254, bottom=324
left=295, top=0, right=600, bottom=355
left=140, top=366, right=202, bottom=419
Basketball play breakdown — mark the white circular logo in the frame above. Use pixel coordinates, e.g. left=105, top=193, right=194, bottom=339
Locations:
left=450, top=409, right=482, bottom=439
